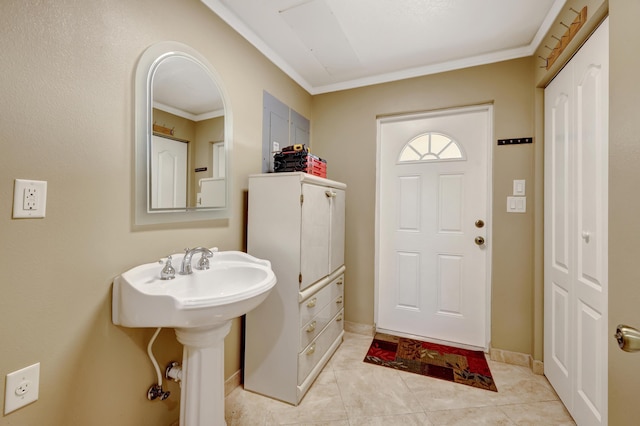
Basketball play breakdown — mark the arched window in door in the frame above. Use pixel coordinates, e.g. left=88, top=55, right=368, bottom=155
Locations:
left=398, top=132, right=465, bottom=163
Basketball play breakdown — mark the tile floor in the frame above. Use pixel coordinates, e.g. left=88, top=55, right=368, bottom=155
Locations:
left=225, top=332, right=576, bottom=425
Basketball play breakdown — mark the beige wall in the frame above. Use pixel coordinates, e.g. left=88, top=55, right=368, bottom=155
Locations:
left=609, top=0, right=640, bottom=424
left=0, top=0, right=310, bottom=425
left=311, top=58, right=537, bottom=355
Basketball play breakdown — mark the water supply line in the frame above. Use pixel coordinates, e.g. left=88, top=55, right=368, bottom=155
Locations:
left=147, top=327, right=170, bottom=401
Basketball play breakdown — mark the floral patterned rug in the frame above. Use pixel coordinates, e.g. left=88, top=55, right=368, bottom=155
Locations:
left=363, top=333, right=498, bottom=392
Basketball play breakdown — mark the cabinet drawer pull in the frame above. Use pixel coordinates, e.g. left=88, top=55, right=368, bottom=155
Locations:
left=306, top=298, right=317, bottom=308
left=306, top=321, right=317, bottom=333
left=325, top=190, right=337, bottom=198
left=306, top=343, right=316, bottom=356
left=336, top=296, right=343, bottom=305
left=336, top=279, right=343, bottom=286
left=336, top=314, right=343, bottom=322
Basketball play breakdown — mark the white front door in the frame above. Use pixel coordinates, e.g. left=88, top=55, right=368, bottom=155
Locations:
left=151, top=135, right=188, bottom=209
left=376, top=105, right=492, bottom=349
left=544, top=18, right=608, bottom=426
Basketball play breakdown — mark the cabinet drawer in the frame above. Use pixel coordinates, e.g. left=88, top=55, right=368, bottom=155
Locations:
left=299, top=292, right=344, bottom=351
left=299, top=275, right=344, bottom=327
left=297, top=309, right=344, bottom=385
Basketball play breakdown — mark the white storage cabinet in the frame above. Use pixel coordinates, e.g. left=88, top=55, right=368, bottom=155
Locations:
left=244, top=172, right=346, bottom=405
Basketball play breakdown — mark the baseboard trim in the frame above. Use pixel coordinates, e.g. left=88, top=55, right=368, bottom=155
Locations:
left=344, top=321, right=375, bottom=336
left=531, top=359, right=544, bottom=375
left=225, top=369, right=242, bottom=396
left=489, top=346, right=544, bottom=375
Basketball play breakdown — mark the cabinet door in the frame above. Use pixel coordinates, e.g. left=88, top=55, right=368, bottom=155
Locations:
left=329, top=188, right=345, bottom=273
left=300, top=184, right=330, bottom=289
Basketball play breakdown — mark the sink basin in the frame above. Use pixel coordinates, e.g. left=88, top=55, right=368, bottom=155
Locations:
left=112, top=250, right=277, bottom=328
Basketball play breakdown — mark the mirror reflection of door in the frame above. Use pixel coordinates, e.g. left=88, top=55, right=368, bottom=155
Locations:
left=212, top=141, right=225, bottom=178
left=151, top=135, right=187, bottom=209
left=196, top=141, right=225, bottom=208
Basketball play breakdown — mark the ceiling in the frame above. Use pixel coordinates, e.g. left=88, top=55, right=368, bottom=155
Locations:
left=201, top=0, right=565, bottom=94
left=153, top=55, right=225, bottom=121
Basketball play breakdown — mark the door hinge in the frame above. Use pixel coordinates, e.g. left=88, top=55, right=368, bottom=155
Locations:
left=300, top=194, right=304, bottom=204
left=299, top=273, right=302, bottom=284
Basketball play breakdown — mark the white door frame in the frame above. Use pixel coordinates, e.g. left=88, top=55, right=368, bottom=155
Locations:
left=374, top=104, right=493, bottom=350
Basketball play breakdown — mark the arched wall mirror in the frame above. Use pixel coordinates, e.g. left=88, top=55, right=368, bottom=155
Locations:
left=135, top=41, right=232, bottom=225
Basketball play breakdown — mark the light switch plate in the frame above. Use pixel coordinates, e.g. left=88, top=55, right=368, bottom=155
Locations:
left=13, top=179, right=47, bottom=218
left=507, top=196, right=526, bottom=213
left=513, top=179, right=526, bottom=196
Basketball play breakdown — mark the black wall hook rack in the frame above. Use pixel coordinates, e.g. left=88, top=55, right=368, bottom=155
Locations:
left=497, top=137, right=533, bottom=146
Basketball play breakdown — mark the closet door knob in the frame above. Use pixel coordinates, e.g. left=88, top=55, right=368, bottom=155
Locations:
left=475, top=236, right=485, bottom=246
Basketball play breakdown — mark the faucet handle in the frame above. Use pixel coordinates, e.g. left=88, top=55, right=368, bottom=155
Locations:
left=195, top=254, right=210, bottom=271
left=160, top=255, right=176, bottom=280
left=194, top=248, right=215, bottom=271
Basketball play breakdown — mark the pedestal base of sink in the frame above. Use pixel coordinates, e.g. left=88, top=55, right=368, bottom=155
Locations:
left=175, top=322, right=232, bottom=426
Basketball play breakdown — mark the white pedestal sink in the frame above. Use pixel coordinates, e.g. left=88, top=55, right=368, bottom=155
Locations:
left=112, top=250, right=276, bottom=426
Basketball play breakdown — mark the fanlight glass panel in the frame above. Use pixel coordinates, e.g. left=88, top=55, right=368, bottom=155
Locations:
left=398, top=132, right=464, bottom=163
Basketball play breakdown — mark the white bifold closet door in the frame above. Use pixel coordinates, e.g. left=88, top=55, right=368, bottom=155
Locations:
left=544, top=17, right=608, bottom=426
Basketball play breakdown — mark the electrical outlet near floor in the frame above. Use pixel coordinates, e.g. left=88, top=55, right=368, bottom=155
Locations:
left=4, top=363, right=40, bottom=414
left=12, top=179, right=47, bottom=218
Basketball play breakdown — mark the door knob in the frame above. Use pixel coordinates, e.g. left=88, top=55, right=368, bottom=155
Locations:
left=475, top=219, right=485, bottom=228
left=615, top=325, right=640, bottom=352
left=474, top=236, right=485, bottom=246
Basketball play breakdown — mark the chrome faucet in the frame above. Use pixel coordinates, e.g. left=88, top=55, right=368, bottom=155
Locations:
left=180, top=247, right=214, bottom=275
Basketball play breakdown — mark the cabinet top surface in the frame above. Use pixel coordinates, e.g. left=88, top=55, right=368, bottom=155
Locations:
left=249, top=172, right=346, bottom=189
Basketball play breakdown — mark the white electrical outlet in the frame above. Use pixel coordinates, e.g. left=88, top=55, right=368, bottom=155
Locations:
left=13, top=179, right=47, bottom=218
left=4, top=363, right=40, bottom=414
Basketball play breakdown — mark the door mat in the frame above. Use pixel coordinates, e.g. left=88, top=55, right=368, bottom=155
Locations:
left=363, top=333, right=498, bottom=392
